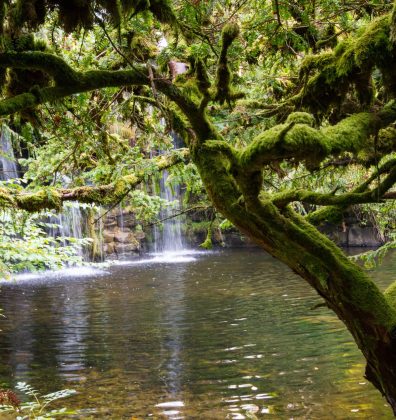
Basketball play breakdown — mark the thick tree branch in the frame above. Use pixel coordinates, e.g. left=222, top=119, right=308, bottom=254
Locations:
left=214, top=23, right=241, bottom=105
left=0, top=52, right=79, bottom=84
left=0, top=149, right=189, bottom=212
left=0, top=52, right=217, bottom=141
left=239, top=109, right=396, bottom=172
left=306, top=159, right=396, bottom=224
left=272, top=167, right=396, bottom=208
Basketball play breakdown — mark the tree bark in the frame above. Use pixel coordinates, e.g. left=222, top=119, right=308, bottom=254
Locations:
left=192, top=143, right=396, bottom=414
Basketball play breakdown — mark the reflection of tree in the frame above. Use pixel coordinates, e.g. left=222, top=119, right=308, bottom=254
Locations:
left=155, top=265, right=187, bottom=396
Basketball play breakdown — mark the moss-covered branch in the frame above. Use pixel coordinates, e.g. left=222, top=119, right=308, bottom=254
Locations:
left=273, top=167, right=396, bottom=208
left=305, top=159, right=396, bottom=225
left=0, top=51, right=217, bottom=141
left=0, top=52, right=80, bottom=84
left=214, top=23, right=240, bottom=105
left=239, top=109, right=396, bottom=172
left=0, top=148, right=189, bottom=212
left=290, top=13, right=396, bottom=114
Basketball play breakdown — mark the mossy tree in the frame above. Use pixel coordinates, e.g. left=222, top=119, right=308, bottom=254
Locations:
left=2, top=0, right=396, bottom=414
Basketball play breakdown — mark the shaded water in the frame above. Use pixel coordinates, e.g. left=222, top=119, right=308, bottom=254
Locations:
left=0, top=249, right=394, bottom=419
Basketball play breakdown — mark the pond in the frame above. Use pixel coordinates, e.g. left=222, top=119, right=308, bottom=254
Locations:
left=0, top=248, right=394, bottom=419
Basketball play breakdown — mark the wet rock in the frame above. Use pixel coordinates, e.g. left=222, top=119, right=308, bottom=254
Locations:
left=114, top=240, right=139, bottom=254
left=104, top=220, right=117, bottom=229
left=134, top=230, right=145, bottom=240
left=103, top=231, right=115, bottom=243
left=104, top=242, right=115, bottom=254
left=114, top=230, right=135, bottom=243
left=348, top=225, right=383, bottom=247
left=117, top=213, right=135, bottom=228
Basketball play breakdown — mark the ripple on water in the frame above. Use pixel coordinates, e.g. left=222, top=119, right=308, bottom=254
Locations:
left=0, top=249, right=394, bottom=418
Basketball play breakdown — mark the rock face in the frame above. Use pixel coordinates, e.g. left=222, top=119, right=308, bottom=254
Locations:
left=320, top=217, right=384, bottom=248
left=102, top=208, right=145, bottom=257
left=184, top=208, right=384, bottom=249
left=101, top=206, right=383, bottom=259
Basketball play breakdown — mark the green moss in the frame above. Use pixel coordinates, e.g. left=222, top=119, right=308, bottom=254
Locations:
left=214, top=23, right=240, bottom=105
left=294, top=14, right=395, bottom=114
left=199, top=227, right=213, bottom=249
left=284, top=208, right=396, bottom=330
left=285, top=112, right=316, bottom=127
left=16, top=188, right=62, bottom=212
left=221, top=23, right=240, bottom=48
left=0, top=187, right=16, bottom=208
left=385, top=281, right=396, bottom=309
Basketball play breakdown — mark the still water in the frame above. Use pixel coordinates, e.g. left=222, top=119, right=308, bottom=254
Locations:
left=0, top=249, right=394, bottom=419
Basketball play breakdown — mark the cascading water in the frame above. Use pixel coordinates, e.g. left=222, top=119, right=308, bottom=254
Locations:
left=153, top=169, right=184, bottom=253
left=0, top=124, right=19, bottom=181
left=0, top=125, right=103, bottom=268
left=59, top=203, right=87, bottom=259
left=48, top=203, right=104, bottom=262
left=48, top=203, right=88, bottom=260
left=153, top=134, right=186, bottom=255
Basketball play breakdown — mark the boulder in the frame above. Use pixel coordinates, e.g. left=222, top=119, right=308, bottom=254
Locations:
left=103, top=231, right=115, bottom=243
left=134, top=230, right=145, bottom=240
left=104, top=242, right=115, bottom=254
left=348, top=225, right=383, bottom=247
left=104, top=220, right=117, bottom=229
left=117, top=213, right=136, bottom=228
left=114, top=230, right=135, bottom=243
left=115, top=240, right=139, bottom=254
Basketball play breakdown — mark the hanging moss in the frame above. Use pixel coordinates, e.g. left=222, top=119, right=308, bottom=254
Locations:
left=0, top=0, right=7, bottom=35
left=86, top=207, right=103, bottom=261
left=97, top=0, right=122, bottom=26
left=199, top=227, right=213, bottom=249
left=294, top=14, right=396, bottom=116
left=391, top=0, right=396, bottom=44
left=148, top=0, right=177, bottom=25
left=214, top=23, right=240, bottom=105
left=195, top=59, right=211, bottom=105
left=4, top=36, right=52, bottom=121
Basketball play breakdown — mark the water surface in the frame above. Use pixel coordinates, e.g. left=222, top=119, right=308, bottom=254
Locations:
left=0, top=249, right=394, bottom=419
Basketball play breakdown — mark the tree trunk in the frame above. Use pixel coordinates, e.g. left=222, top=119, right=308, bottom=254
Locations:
left=193, top=146, right=396, bottom=414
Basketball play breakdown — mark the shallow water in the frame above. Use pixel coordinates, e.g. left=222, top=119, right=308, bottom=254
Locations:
left=0, top=248, right=394, bottom=419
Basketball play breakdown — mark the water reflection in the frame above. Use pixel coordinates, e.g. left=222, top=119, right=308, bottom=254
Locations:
left=0, top=249, right=394, bottom=418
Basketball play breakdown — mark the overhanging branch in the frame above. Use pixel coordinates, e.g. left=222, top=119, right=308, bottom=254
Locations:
left=239, top=109, right=396, bottom=172
left=0, top=149, right=189, bottom=212
left=305, top=160, right=396, bottom=224
left=0, top=51, right=216, bottom=141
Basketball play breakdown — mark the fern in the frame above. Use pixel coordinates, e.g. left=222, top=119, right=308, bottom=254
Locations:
left=0, top=383, right=77, bottom=419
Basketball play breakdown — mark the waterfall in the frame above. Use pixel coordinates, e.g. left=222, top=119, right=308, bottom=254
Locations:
left=0, top=125, right=104, bottom=266
left=59, top=203, right=87, bottom=259
left=48, top=203, right=88, bottom=260
left=153, top=169, right=184, bottom=253
left=153, top=134, right=186, bottom=254
left=0, top=124, right=19, bottom=180
left=49, top=203, right=104, bottom=262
